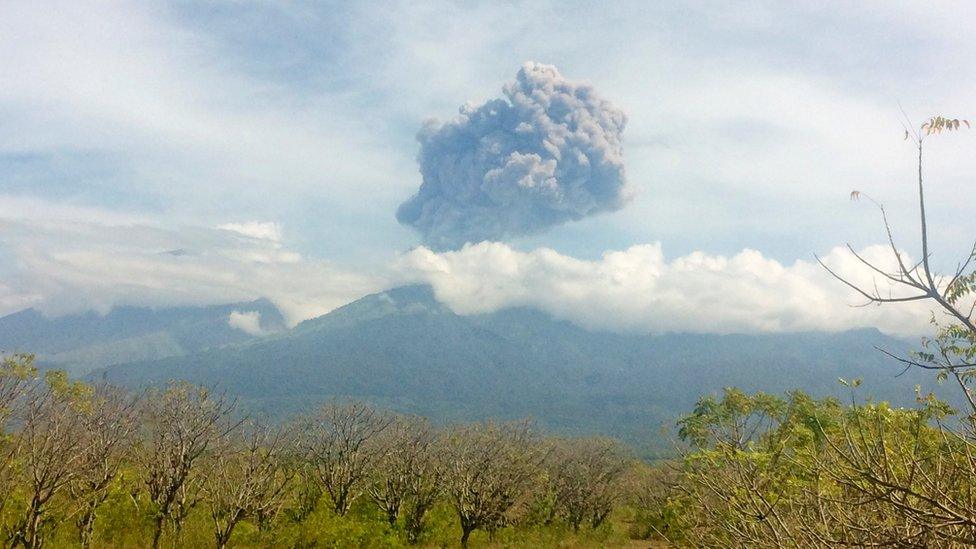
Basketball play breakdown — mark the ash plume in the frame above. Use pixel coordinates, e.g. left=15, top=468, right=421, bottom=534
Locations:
left=396, top=62, right=630, bottom=250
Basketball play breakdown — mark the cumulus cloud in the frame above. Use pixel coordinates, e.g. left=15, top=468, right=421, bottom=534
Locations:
left=396, top=62, right=630, bottom=250
left=399, top=241, right=938, bottom=336
left=227, top=310, right=267, bottom=336
left=0, top=218, right=385, bottom=325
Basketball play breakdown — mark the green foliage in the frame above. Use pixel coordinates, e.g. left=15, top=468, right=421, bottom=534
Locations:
left=1, top=353, right=37, bottom=428
left=0, top=474, right=644, bottom=548
left=639, top=387, right=976, bottom=546
left=1, top=353, right=37, bottom=381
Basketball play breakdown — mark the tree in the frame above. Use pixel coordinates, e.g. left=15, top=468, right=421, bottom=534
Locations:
left=0, top=354, right=35, bottom=427
left=623, top=460, right=684, bottom=541
left=284, top=462, right=323, bottom=524
left=819, top=115, right=975, bottom=417
left=68, top=384, right=139, bottom=548
left=814, top=114, right=976, bottom=542
left=658, top=386, right=976, bottom=547
left=0, top=353, right=37, bottom=516
left=204, top=421, right=293, bottom=549
left=672, top=389, right=816, bottom=547
left=546, top=437, right=630, bottom=530
left=300, top=401, right=391, bottom=516
left=439, top=420, right=544, bottom=548
left=813, top=396, right=976, bottom=545
left=11, top=371, right=94, bottom=549
left=367, top=415, right=441, bottom=543
left=140, top=382, right=239, bottom=549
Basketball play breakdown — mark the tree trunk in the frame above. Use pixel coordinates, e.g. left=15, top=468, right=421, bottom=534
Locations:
left=151, top=514, right=165, bottom=549
left=404, top=506, right=426, bottom=544
left=77, top=503, right=97, bottom=548
left=591, top=509, right=610, bottom=529
left=460, top=524, right=474, bottom=549
left=332, top=488, right=350, bottom=516
left=21, top=496, right=44, bottom=549
left=215, top=514, right=241, bottom=549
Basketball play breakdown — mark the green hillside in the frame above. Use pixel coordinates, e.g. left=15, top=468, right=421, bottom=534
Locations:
left=92, top=286, right=943, bottom=454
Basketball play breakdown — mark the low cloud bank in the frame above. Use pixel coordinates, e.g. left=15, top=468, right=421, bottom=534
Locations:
left=399, top=242, right=934, bottom=336
left=0, top=218, right=385, bottom=326
left=396, top=62, right=630, bottom=250
left=0, top=217, right=938, bottom=337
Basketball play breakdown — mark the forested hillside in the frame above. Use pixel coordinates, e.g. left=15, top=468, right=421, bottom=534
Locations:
left=88, top=285, right=943, bottom=452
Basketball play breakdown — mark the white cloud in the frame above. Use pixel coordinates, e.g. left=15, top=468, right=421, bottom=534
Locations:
left=0, top=208, right=949, bottom=337
left=218, top=222, right=283, bottom=243
left=0, top=217, right=385, bottom=326
left=227, top=310, right=267, bottom=336
left=0, top=194, right=151, bottom=226
left=0, top=0, right=406, bottom=218
left=399, top=241, right=938, bottom=336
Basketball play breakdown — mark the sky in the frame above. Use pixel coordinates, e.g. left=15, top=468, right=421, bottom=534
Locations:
left=1, top=1, right=974, bottom=335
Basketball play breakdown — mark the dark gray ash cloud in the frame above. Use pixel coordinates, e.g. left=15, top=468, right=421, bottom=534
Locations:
left=396, top=62, right=630, bottom=250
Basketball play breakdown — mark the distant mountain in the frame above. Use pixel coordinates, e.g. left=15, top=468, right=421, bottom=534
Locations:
left=91, top=285, right=948, bottom=455
left=0, top=300, right=286, bottom=374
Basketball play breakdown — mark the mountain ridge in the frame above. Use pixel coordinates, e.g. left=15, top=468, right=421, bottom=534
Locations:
left=0, top=299, right=287, bottom=374
left=81, top=286, right=946, bottom=453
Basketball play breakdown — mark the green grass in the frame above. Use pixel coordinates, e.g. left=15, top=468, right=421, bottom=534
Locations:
left=2, top=493, right=659, bottom=548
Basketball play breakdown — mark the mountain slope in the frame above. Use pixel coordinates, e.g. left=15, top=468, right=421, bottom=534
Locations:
left=0, top=300, right=286, bottom=374
left=93, top=286, right=945, bottom=452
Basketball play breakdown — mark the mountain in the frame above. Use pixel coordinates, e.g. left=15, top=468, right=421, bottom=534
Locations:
left=0, top=300, right=286, bottom=374
left=90, top=285, right=948, bottom=455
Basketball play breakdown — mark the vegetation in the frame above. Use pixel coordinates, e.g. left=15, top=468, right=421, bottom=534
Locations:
left=4, top=363, right=975, bottom=547
left=0, top=363, right=645, bottom=548
left=0, top=116, right=973, bottom=547
left=643, top=387, right=975, bottom=546
left=638, top=115, right=976, bottom=546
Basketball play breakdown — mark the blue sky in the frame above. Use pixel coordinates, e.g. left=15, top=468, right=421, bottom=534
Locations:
left=1, top=1, right=974, bottom=334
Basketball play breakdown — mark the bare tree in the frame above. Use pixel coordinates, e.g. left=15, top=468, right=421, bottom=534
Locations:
left=11, top=371, right=93, bottom=549
left=367, top=420, right=411, bottom=526
left=818, top=115, right=975, bottom=417
left=812, top=114, right=976, bottom=543
left=140, top=382, right=239, bottom=549
left=69, top=384, right=139, bottom=548
left=546, top=437, right=630, bottom=530
left=0, top=353, right=37, bottom=516
left=367, top=416, right=441, bottom=543
left=401, top=423, right=441, bottom=544
left=439, top=420, right=545, bottom=548
left=300, top=401, right=391, bottom=516
left=204, top=421, right=293, bottom=549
